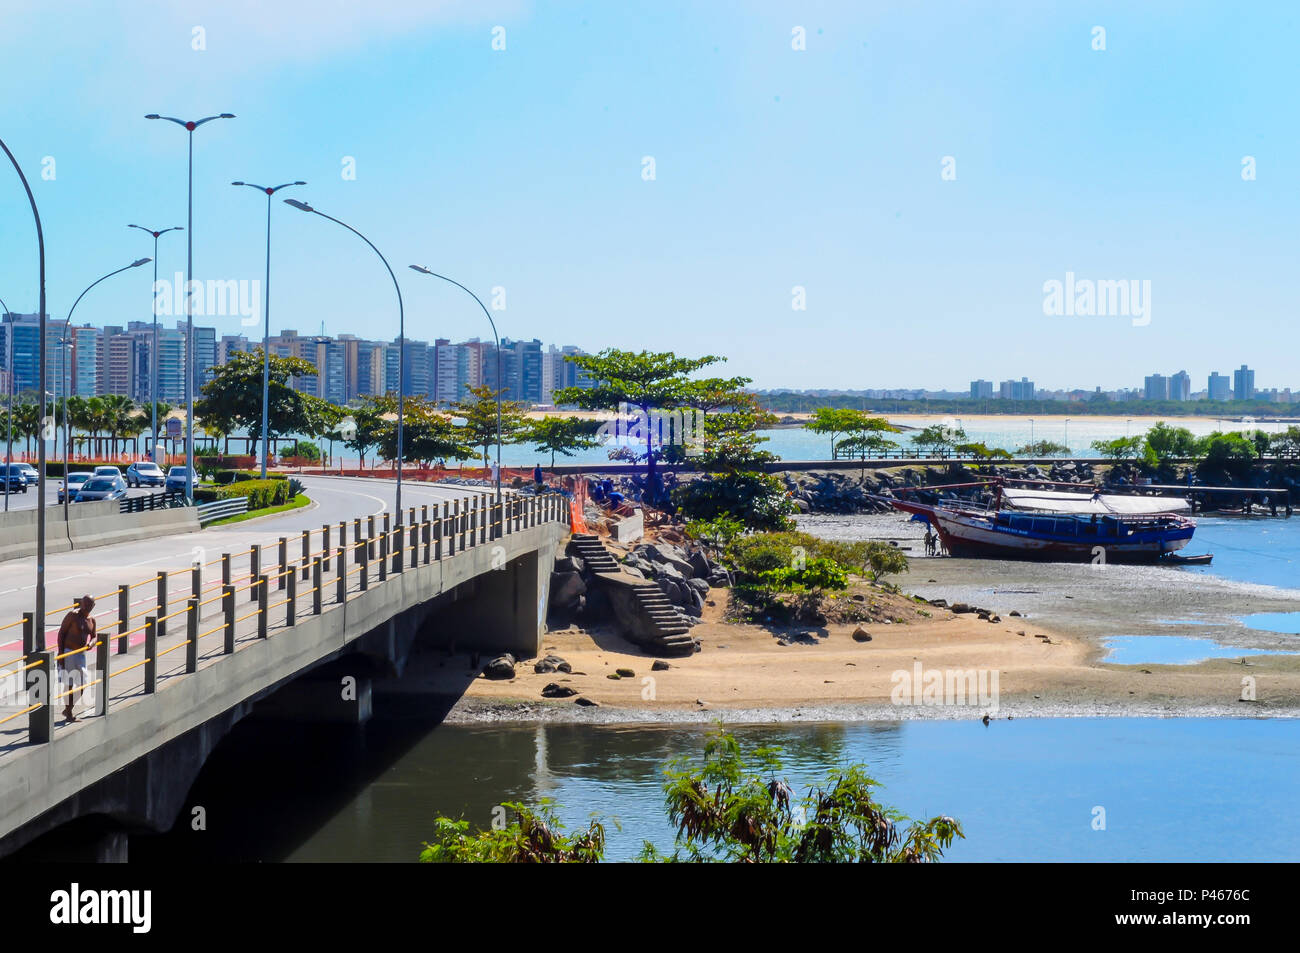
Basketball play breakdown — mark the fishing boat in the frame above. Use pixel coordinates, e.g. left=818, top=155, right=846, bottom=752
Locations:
left=882, top=481, right=1197, bottom=563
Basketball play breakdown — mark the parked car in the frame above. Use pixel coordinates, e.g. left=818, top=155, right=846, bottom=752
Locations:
left=58, top=471, right=93, bottom=503
left=1, top=465, right=28, bottom=494
left=15, top=463, right=38, bottom=486
left=125, top=461, right=165, bottom=488
left=165, top=465, right=196, bottom=492
left=93, top=465, right=123, bottom=480
left=74, top=476, right=127, bottom=503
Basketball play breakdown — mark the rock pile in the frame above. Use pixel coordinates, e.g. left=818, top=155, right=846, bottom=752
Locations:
left=620, top=541, right=731, bottom=621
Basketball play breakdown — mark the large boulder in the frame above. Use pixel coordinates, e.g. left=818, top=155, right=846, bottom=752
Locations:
left=688, top=550, right=711, bottom=579
left=482, top=654, right=516, bottom=679
left=549, top=571, right=587, bottom=608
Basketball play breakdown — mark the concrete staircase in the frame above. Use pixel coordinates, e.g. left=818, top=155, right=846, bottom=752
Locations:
left=567, top=533, right=696, bottom=657
left=568, top=533, right=621, bottom=574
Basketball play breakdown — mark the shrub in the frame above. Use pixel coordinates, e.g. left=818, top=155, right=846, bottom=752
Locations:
left=216, top=478, right=289, bottom=511
left=673, top=471, right=796, bottom=531
left=279, top=441, right=320, bottom=462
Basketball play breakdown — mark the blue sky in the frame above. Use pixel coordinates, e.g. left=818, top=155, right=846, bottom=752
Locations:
left=1, top=0, right=1297, bottom=392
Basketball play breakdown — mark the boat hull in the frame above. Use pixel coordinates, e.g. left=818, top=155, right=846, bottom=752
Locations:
left=889, top=498, right=1194, bottom=564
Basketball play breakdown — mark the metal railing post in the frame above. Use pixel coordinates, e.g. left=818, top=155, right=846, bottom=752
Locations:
left=257, top=575, right=269, bottom=639
left=360, top=536, right=370, bottom=591
left=312, top=557, right=323, bottom=614
left=221, top=552, right=231, bottom=587
left=301, top=529, right=311, bottom=580
left=434, top=503, right=444, bottom=560
left=393, top=513, right=404, bottom=574
left=156, top=571, right=168, bottom=640
left=336, top=547, right=346, bottom=603
left=379, top=513, right=390, bottom=581
left=368, top=515, right=377, bottom=559
left=278, top=537, right=288, bottom=590
left=286, top=569, right=297, bottom=626
left=222, top=583, right=235, bottom=654
left=144, top=617, right=157, bottom=693
left=250, top=545, right=261, bottom=603
left=117, top=585, right=130, bottom=654
left=27, top=649, right=54, bottom=744
left=353, top=518, right=363, bottom=563
left=322, top=523, right=331, bottom=559
left=185, top=598, right=199, bottom=673
left=95, top=633, right=110, bottom=718
left=191, top=565, right=202, bottom=601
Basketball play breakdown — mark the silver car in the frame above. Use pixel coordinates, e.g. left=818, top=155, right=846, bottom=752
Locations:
left=165, top=466, right=196, bottom=492
left=59, top=472, right=93, bottom=503
left=15, top=463, right=37, bottom=486
left=75, top=476, right=127, bottom=502
left=126, top=461, right=165, bottom=487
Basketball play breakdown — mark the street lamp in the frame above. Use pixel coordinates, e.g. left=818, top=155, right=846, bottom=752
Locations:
left=1, top=135, right=49, bottom=651
left=128, top=224, right=183, bottom=463
left=1064, top=417, right=1071, bottom=455
left=59, top=259, right=152, bottom=519
left=283, top=198, right=406, bottom=523
left=408, top=265, right=503, bottom=530
left=231, top=180, right=305, bottom=478
left=1, top=292, right=13, bottom=514
left=144, top=112, right=235, bottom=503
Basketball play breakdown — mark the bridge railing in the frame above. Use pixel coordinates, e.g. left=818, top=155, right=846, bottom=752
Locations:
left=0, top=490, right=571, bottom=751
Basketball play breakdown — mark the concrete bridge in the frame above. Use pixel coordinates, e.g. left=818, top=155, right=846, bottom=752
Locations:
left=0, top=479, right=570, bottom=860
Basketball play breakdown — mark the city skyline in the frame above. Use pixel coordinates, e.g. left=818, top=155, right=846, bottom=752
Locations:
left=2, top=3, right=1298, bottom=392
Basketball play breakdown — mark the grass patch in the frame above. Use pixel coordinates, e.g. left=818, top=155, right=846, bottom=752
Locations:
left=204, top=493, right=311, bottom=528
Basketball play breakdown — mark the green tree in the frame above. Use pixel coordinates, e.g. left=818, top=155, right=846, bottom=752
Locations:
left=956, top=441, right=1013, bottom=460
left=1015, top=440, right=1069, bottom=457
left=452, top=385, right=530, bottom=469
left=338, top=400, right=386, bottom=469
left=195, top=348, right=333, bottom=449
left=554, top=349, right=748, bottom=492
left=1143, top=422, right=1196, bottom=464
left=1090, top=435, right=1145, bottom=462
left=910, top=423, right=966, bottom=455
left=1194, top=431, right=1257, bottom=479
left=419, top=728, right=961, bottom=863
left=805, top=407, right=898, bottom=458
left=526, top=415, right=602, bottom=470
left=673, top=470, right=796, bottom=531
left=370, top=395, right=475, bottom=466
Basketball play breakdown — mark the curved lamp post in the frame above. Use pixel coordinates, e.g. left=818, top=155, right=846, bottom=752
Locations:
left=144, top=112, right=235, bottom=503
left=127, top=224, right=182, bottom=463
left=231, top=180, right=305, bottom=478
left=284, top=198, right=406, bottom=523
left=1, top=136, right=48, bottom=650
left=408, top=265, right=503, bottom=533
left=1, top=292, right=13, bottom=513
left=59, top=259, right=152, bottom=519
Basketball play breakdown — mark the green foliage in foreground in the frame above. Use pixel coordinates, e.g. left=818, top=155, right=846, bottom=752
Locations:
left=672, top=470, right=796, bottom=531
left=722, top=530, right=909, bottom=586
left=419, top=728, right=962, bottom=863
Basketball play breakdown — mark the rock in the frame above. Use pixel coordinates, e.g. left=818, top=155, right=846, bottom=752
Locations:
left=688, top=550, right=712, bottom=578
left=989, top=615, right=1001, bottom=623
left=541, top=683, right=578, bottom=698
left=1008, top=610, right=1022, bottom=617
left=574, top=696, right=599, bottom=707
left=686, top=577, right=709, bottom=595
left=615, top=667, right=635, bottom=678
left=554, top=555, right=584, bottom=574
left=852, top=626, right=872, bottom=642
left=928, top=598, right=948, bottom=608
left=651, top=660, right=671, bottom=671
left=482, top=654, right=516, bottom=679
left=606, top=673, right=622, bottom=680
left=549, top=571, right=586, bottom=608
left=951, top=603, right=974, bottom=614
left=534, top=654, right=571, bottom=674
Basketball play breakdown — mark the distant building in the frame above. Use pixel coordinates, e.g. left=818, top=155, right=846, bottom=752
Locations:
left=1208, top=372, right=1231, bottom=401
left=1169, top=369, right=1191, bottom=401
left=998, top=377, right=1034, bottom=400
left=970, top=379, right=994, bottom=399
left=1144, top=374, right=1169, bottom=401
left=1233, top=364, right=1255, bottom=401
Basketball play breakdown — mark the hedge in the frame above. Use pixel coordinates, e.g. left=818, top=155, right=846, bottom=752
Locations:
left=215, top=478, right=291, bottom=511
left=199, top=455, right=255, bottom=470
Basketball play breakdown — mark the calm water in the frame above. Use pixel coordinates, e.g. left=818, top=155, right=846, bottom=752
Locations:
left=133, top=718, right=1300, bottom=862
left=1165, top=517, right=1300, bottom=591
left=1102, top=635, right=1297, bottom=665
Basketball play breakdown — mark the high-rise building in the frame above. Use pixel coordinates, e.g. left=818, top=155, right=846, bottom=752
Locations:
left=1208, top=372, right=1231, bottom=401
left=1169, top=370, right=1191, bottom=401
left=970, top=379, right=994, bottom=399
left=431, top=339, right=461, bottom=405
left=156, top=327, right=187, bottom=404
left=998, top=377, right=1035, bottom=400
left=72, top=326, right=100, bottom=396
left=1233, top=364, right=1255, bottom=401
left=1144, top=374, right=1169, bottom=401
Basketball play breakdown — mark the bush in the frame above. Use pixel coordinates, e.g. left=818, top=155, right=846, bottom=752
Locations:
left=216, top=478, right=290, bottom=511
left=278, top=442, right=320, bottom=462
left=673, top=471, right=796, bottom=531
left=198, top=455, right=255, bottom=470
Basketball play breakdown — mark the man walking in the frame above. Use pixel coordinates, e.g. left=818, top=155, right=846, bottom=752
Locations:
left=56, top=595, right=96, bottom=723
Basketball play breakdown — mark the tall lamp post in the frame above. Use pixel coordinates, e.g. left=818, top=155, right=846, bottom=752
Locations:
left=144, top=112, right=235, bottom=503
left=408, top=265, right=503, bottom=530
left=1, top=137, right=48, bottom=649
left=59, top=259, right=152, bottom=519
left=231, top=180, right=305, bottom=478
left=283, top=199, right=406, bottom=523
left=127, top=225, right=182, bottom=462
left=1, top=292, right=13, bottom=513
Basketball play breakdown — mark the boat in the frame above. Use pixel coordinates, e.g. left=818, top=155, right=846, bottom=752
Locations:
left=1159, top=552, right=1213, bottom=566
left=882, top=481, right=1197, bottom=563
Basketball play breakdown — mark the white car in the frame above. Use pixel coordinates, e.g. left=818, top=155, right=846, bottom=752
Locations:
left=59, top=472, right=93, bottom=503
left=15, top=463, right=38, bottom=486
left=93, top=466, right=123, bottom=480
left=75, top=476, right=127, bottom=502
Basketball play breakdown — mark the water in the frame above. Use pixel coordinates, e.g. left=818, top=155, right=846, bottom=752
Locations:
left=1162, top=517, right=1300, bottom=591
left=134, top=718, right=1300, bottom=862
left=1239, top=612, right=1300, bottom=634
left=1102, top=635, right=1296, bottom=665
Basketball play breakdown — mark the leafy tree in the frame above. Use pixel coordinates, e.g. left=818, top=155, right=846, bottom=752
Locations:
left=527, top=415, right=602, bottom=470
left=420, top=800, right=605, bottom=863
left=683, top=516, right=746, bottom=559
left=281, top=440, right=321, bottom=462
left=837, top=432, right=901, bottom=459
left=554, top=349, right=748, bottom=493
left=688, top=389, right=779, bottom=473
left=369, top=395, right=475, bottom=466
left=956, top=441, right=1013, bottom=460
left=420, top=729, right=962, bottom=863
left=673, top=470, right=796, bottom=531
left=806, top=408, right=898, bottom=457
left=1142, top=422, right=1196, bottom=463
left=1195, top=431, right=1257, bottom=479
left=862, top=542, right=909, bottom=585
left=1015, top=440, right=1069, bottom=457
left=452, top=385, right=530, bottom=469
left=195, top=348, right=333, bottom=448
left=910, top=424, right=966, bottom=455
left=1090, top=435, right=1145, bottom=462
left=337, top=400, right=386, bottom=469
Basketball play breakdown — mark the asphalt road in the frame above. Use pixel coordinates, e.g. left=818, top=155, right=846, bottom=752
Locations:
left=0, top=474, right=512, bottom=654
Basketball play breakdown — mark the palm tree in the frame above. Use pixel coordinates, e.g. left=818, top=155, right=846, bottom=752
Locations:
left=12, top=401, right=40, bottom=456
left=102, top=394, right=137, bottom=458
